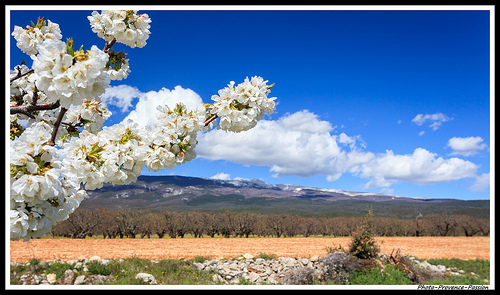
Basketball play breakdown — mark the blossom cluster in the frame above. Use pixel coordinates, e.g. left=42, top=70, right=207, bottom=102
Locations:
left=11, top=17, right=62, bottom=55
left=65, top=99, right=112, bottom=133
left=210, top=76, right=276, bottom=132
left=61, top=122, right=148, bottom=191
left=88, top=10, right=151, bottom=48
left=10, top=122, right=87, bottom=241
left=144, top=103, right=207, bottom=172
left=30, top=39, right=110, bottom=108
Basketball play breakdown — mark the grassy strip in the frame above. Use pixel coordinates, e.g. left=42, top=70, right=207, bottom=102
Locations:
left=10, top=257, right=490, bottom=286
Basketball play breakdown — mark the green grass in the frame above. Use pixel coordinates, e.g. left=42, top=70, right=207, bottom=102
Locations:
left=99, top=258, right=216, bottom=285
left=421, top=258, right=490, bottom=285
left=11, top=257, right=216, bottom=285
left=348, top=263, right=413, bottom=285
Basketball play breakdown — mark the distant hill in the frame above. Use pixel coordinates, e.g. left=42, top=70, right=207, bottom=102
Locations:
left=80, top=175, right=490, bottom=218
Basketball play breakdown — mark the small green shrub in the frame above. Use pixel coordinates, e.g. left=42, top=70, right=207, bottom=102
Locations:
left=348, top=208, right=380, bottom=259
left=193, top=256, right=211, bottom=263
left=258, top=253, right=277, bottom=260
left=46, top=261, right=74, bottom=279
left=86, top=261, right=112, bottom=276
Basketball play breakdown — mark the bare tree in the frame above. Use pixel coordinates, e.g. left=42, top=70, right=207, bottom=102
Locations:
left=115, top=209, right=144, bottom=238
left=298, top=216, right=318, bottom=237
left=429, top=212, right=458, bottom=236
left=265, top=214, right=288, bottom=237
left=233, top=212, right=257, bottom=238
left=63, top=208, right=101, bottom=239
left=201, top=212, right=220, bottom=238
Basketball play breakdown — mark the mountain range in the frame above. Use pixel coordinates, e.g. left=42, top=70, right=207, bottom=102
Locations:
left=80, top=175, right=489, bottom=218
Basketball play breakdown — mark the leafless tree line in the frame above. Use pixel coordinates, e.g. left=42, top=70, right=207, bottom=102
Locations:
left=49, top=209, right=490, bottom=239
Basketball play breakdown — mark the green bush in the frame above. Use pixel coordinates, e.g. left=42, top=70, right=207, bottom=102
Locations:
left=258, top=253, right=277, bottom=260
left=86, top=261, right=112, bottom=276
left=348, top=208, right=380, bottom=259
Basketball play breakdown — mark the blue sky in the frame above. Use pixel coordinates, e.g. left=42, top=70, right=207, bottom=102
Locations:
left=8, top=6, right=493, bottom=200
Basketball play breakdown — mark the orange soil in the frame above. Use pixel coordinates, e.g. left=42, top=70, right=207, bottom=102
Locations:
left=10, top=236, right=490, bottom=262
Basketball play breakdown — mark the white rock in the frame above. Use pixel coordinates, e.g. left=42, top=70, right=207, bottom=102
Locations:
left=136, top=273, right=157, bottom=285
left=74, top=275, right=86, bottom=285
left=242, top=253, right=254, bottom=259
left=46, top=273, right=57, bottom=284
left=249, top=272, right=260, bottom=283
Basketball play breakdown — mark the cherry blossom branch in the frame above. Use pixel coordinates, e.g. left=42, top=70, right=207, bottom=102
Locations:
left=10, top=68, right=34, bottom=83
left=10, top=100, right=61, bottom=114
left=204, top=113, right=218, bottom=126
left=103, top=37, right=117, bottom=52
left=49, top=107, right=67, bottom=146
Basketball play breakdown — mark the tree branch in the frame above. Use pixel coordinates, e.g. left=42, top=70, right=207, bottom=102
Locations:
left=10, top=100, right=61, bottom=115
left=49, top=107, right=67, bottom=146
left=204, top=114, right=218, bottom=126
left=103, top=37, right=117, bottom=52
left=10, top=68, right=34, bottom=84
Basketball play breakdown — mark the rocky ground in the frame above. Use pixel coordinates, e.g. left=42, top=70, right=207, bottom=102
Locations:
left=10, top=252, right=479, bottom=286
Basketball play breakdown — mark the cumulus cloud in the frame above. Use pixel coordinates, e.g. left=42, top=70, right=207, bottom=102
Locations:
left=447, top=136, right=488, bottom=156
left=197, top=110, right=358, bottom=182
left=412, top=113, right=452, bottom=130
left=197, top=109, right=481, bottom=191
left=351, top=148, right=480, bottom=189
left=120, top=85, right=204, bottom=128
left=101, top=85, right=142, bottom=112
left=469, top=173, right=490, bottom=192
left=210, top=172, right=231, bottom=180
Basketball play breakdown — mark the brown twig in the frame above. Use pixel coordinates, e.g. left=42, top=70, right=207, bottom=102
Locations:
left=103, top=37, right=117, bottom=52
left=10, top=68, right=34, bottom=83
left=10, top=100, right=61, bottom=115
left=204, top=114, right=218, bottom=127
left=49, top=107, right=67, bottom=146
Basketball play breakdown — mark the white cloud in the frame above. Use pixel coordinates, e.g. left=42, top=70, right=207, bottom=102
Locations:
left=447, top=136, right=488, bottom=156
left=198, top=110, right=482, bottom=190
left=101, top=85, right=142, bottom=112
left=469, top=173, right=490, bottom=192
left=197, top=110, right=358, bottom=181
left=351, top=148, right=480, bottom=189
left=412, top=113, right=452, bottom=130
left=210, top=172, right=231, bottom=180
left=121, top=85, right=204, bottom=128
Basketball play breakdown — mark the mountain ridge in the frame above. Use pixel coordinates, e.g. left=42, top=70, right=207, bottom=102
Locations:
left=80, top=175, right=490, bottom=218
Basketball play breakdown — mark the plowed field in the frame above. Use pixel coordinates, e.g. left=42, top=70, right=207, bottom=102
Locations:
left=10, top=236, right=490, bottom=262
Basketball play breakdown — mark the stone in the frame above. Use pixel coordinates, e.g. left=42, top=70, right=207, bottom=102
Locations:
left=74, top=275, right=86, bottom=285
left=268, top=273, right=280, bottom=285
left=57, top=269, right=76, bottom=285
left=89, top=256, right=101, bottom=261
left=136, top=273, right=157, bottom=285
left=46, top=273, right=57, bottom=284
left=285, top=258, right=296, bottom=268
left=90, top=274, right=109, bottom=284
left=249, top=272, right=260, bottom=283
left=283, top=267, right=314, bottom=285
left=101, top=259, right=110, bottom=266
left=242, top=253, right=254, bottom=259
